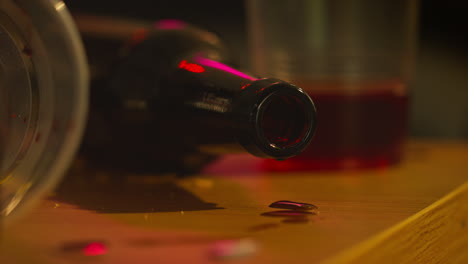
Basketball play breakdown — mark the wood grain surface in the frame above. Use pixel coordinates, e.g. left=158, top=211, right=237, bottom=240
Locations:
left=1, top=140, right=468, bottom=263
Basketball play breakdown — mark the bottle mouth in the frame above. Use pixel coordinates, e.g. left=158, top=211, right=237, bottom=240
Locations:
left=258, top=93, right=310, bottom=149
left=236, top=78, right=317, bottom=160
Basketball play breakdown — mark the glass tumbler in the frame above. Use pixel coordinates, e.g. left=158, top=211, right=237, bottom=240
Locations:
left=0, top=0, right=88, bottom=224
left=247, top=0, right=419, bottom=170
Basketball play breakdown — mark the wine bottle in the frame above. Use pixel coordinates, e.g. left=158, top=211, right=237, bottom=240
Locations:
left=75, top=15, right=317, bottom=174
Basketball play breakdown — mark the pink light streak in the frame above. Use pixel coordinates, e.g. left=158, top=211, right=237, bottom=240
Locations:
left=194, top=57, right=257, bottom=81
left=154, top=19, right=187, bottom=30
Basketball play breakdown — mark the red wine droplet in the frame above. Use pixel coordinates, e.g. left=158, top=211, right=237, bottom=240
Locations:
left=22, top=47, right=33, bottom=57
left=83, top=242, right=107, bottom=256
left=35, top=133, right=41, bottom=143
left=268, top=200, right=318, bottom=211
left=60, top=240, right=108, bottom=256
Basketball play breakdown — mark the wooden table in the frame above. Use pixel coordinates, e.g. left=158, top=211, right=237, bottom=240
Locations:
left=2, top=140, right=468, bottom=263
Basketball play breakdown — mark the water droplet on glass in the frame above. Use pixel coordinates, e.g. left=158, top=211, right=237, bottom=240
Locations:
left=22, top=46, right=33, bottom=57
left=269, top=200, right=318, bottom=211
left=34, top=133, right=41, bottom=143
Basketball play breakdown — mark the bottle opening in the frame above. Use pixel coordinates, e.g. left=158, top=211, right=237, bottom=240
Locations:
left=259, top=93, right=310, bottom=149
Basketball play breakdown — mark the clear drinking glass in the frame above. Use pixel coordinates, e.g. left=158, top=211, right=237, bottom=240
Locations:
left=247, top=0, right=419, bottom=170
left=0, top=0, right=88, bottom=223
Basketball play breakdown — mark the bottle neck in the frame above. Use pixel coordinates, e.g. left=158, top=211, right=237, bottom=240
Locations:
left=164, top=55, right=315, bottom=159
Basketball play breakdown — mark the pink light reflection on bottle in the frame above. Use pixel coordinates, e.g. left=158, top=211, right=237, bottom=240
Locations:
left=179, top=60, right=206, bottom=73
left=83, top=242, right=107, bottom=256
left=194, top=57, right=257, bottom=81
left=240, top=83, right=251, bottom=90
left=154, top=19, right=187, bottom=30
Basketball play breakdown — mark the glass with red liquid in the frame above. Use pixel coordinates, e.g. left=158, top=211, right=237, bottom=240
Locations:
left=247, top=0, right=419, bottom=170
left=263, top=80, right=408, bottom=171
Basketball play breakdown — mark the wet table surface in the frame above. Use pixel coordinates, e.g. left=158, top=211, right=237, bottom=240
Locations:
left=2, top=140, right=468, bottom=263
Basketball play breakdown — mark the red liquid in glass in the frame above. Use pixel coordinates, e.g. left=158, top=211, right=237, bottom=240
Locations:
left=263, top=80, right=408, bottom=171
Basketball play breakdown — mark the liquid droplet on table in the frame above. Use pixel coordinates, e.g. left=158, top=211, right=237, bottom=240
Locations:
left=60, top=241, right=108, bottom=257
left=83, top=242, right=107, bottom=256
left=269, top=200, right=318, bottom=211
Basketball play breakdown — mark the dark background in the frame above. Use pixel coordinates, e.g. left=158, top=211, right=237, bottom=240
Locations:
left=64, top=0, right=468, bottom=139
